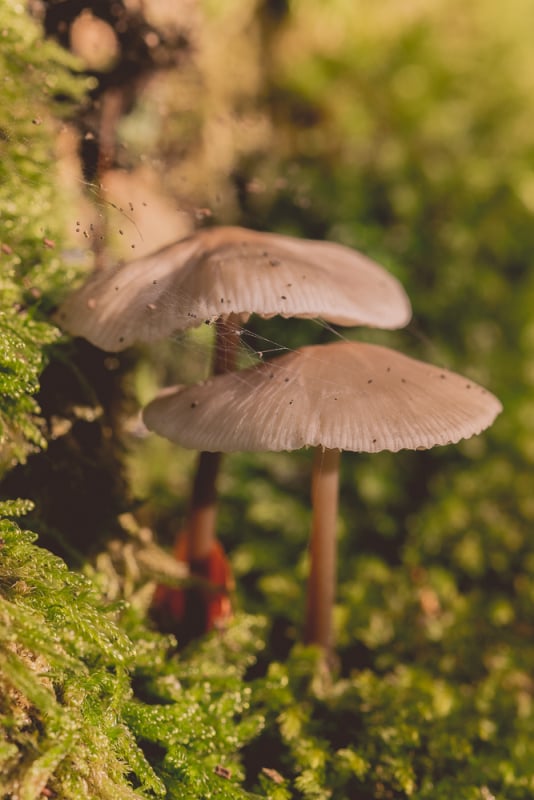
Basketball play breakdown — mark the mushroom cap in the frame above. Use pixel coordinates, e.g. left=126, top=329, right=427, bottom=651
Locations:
left=142, top=341, right=502, bottom=453
left=57, top=226, right=412, bottom=351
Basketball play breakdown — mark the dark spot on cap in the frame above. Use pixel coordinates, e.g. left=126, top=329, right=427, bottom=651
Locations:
left=367, top=379, right=373, bottom=384
left=289, top=400, right=293, bottom=405
left=190, top=401, right=199, bottom=408
left=401, top=378, right=406, bottom=383
left=284, top=377, right=290, bottom=382
left=119, top=336, right=124, bottom=343
left=281, top=295, right=287, bottom=300
left=153, top=280, right=158, bottom=285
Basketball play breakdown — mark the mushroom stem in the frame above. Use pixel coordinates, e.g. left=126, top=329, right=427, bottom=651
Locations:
left=186, top=451, right=222, bottom=559
left=304, top=446, right=341, bottom=652
left=212, top=315, right=242, bottom=375
left=185, top=315, right=241, bottom=560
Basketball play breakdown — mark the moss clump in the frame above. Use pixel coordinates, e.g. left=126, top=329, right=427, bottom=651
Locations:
left=0, top=0, right=87, bottom=471
left=0, top=502, right=271, bottom=798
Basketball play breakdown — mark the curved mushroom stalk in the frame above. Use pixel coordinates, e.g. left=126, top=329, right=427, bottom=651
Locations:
left=186, top=315, right=242, bottom=563
left=160, top=316, right=242, bottom=634
left=305, top=447, right=340, bottom=651
left=186, top=450, right=222, bottom=560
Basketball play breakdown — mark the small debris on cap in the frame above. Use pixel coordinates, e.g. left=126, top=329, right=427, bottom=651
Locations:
left=214, top=765, right=232, bottom=780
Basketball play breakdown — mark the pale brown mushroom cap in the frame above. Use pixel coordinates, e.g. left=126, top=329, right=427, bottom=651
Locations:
left=57, top=226, right=412, bottom=351
left=142, top=341, right=502, bottom=453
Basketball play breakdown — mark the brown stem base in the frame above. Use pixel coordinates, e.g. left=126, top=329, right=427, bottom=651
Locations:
left=152, top=535, right=233, bottom=642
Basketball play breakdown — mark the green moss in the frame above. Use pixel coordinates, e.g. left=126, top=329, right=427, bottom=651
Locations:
left=0, top=504, right=272, bottom=798
left=0, top=1, right=88, bottom=471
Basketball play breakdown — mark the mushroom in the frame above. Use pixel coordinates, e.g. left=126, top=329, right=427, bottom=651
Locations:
left=58, top=226, right=411, bottom=632
left=142, top=340, right=502, bottom=652
left=57, top=225, right=411, bottom=349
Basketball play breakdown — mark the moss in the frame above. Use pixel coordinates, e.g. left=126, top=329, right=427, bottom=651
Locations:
left=0, top=503, right=270, bottom=798
left=0, top=0, right=87, bottom=471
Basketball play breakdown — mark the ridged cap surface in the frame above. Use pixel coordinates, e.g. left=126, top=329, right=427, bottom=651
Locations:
left=143, top=340, right=502, bottom=453
left=58, top=226, right=412, bottom=351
